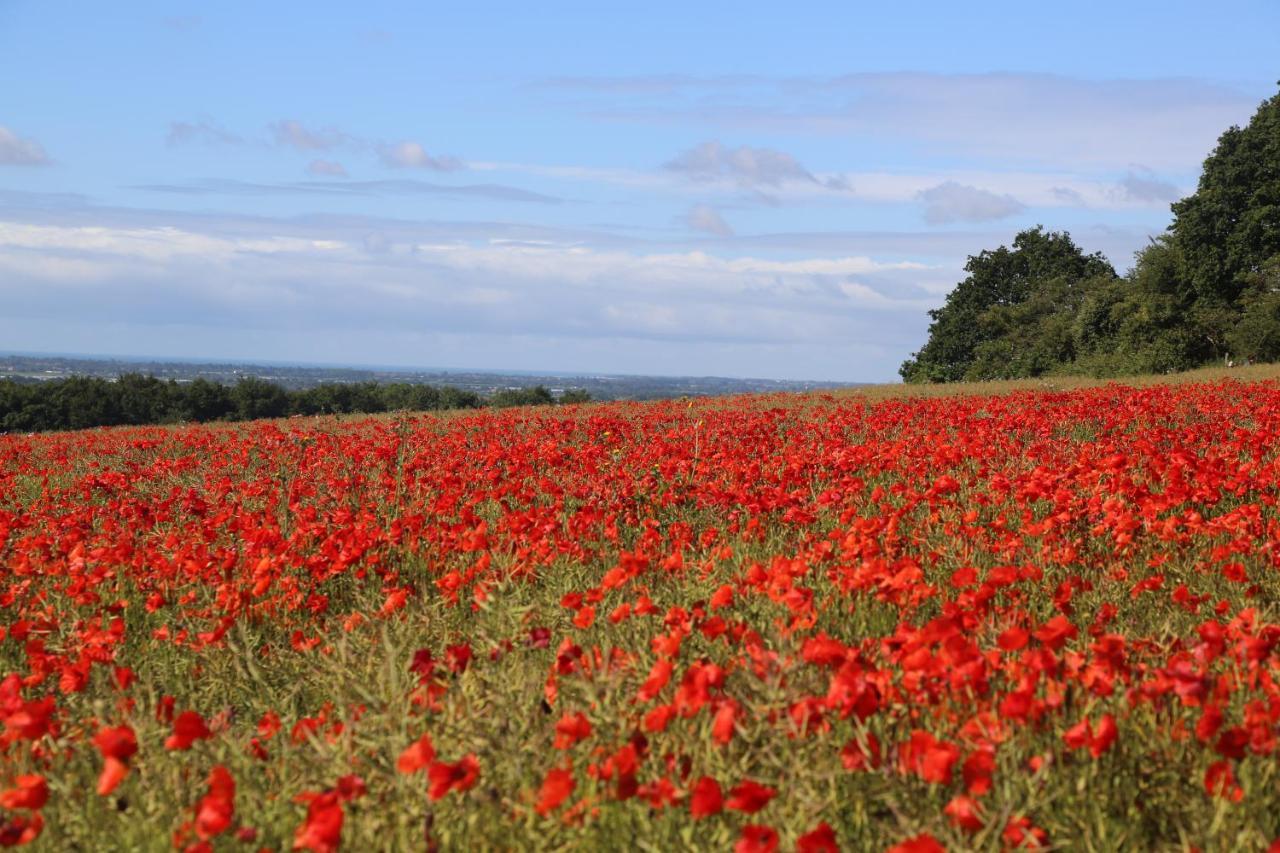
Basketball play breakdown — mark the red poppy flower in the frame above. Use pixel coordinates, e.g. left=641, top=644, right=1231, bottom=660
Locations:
left=427, top=754, right=480, bottom=800
left=535, top=766, right=575, bottom=816
left=945, top=795, right=984, bottom=833
left=397, top=733, right=436, bottom=773
left=735, top=825, right=779, bottom=853
left=165, top=710, right=212, bottom=751
left=886, top=833, right=945, bottom=853
left=688, top=776, right=722, bottom=818
left=0, top=776, right=48, bottom=811
left=553, top=712, right=592, bottom=749
left=194, top=766, right=235, bottom=840
left=92, top=724, right=138, bottom=796
left=1204, top=760, right=1243, bottom=801
left=796, top=822, right=839, bottom=852
left=725, top=779, right=775, bottom=814
left=0, top=813, right=43, bottom=847
left=293, top=791, right=343, bottom=853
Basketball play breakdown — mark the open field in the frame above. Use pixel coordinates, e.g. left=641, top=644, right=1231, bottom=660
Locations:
left=3, top=372, right=1280, bottom=850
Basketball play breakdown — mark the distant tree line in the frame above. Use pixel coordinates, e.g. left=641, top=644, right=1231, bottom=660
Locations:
left=901, top=85, right=1280, bottom=383
left=0, top=375, right=590, bottom=433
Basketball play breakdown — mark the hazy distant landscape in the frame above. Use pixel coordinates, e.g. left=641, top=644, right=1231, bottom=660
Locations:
left=0, top=352, right=851, bottom=399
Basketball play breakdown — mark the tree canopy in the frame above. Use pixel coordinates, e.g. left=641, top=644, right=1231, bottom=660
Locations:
left=0, top=377, right=590, bottom=434
left=902, top=84, right=1280, bottom=382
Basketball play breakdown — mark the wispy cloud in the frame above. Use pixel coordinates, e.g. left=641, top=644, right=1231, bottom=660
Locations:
left=544, top=72, right=1258, bottom=171
left=0, top=126, right=52, bottom=166
left=160, top=15, right=202, bottom=31
left=378, top=141, right=463, bottom=171
left=270, top=120, right=357, bottom=152
left=306, top=159, right=349, bottom=178
left=166, top=120, right=243, bottom=147
left=917, top=181, right=1026, bottom=224
left=130, top=177, right=561, bottom=204
left=685, top=204, right=733, bottom=236
left=1115, top=166, right=1180, bottom=204
left=666, top=141, right=816, bottom=187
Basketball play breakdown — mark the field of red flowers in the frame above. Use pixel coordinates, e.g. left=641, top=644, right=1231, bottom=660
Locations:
left=3, top=379, right=1280, bottom=850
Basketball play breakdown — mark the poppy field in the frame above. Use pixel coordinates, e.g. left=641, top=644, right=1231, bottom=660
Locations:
left=4, top=378, right=1280, bottom=851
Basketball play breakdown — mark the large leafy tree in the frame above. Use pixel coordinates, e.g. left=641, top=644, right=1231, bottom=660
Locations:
left=1169, top=86, right=1280, bottom=307
left=902, top=84, right=1280, bottom=382
left=900, top=227, right=1115, bottom=382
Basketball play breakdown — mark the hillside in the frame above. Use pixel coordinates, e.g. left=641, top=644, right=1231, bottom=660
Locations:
left=3, top=373, right=1280, bottom=849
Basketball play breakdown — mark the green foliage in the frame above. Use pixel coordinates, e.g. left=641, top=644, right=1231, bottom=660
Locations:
left=1228, top=256, right=1280, bottom=362
left=900, top=228, right=1116, bottom=382
left=903, top=84, right=1280, bottom=383
left=1170, top=88, right=1280, bottom=305
left=0, top=375, right=594, bottom=434
left=0, top=377, right=479, bottom=433
left=232, top=377, right=290, bottom=421
left=489, top=385, right=555, bottom=408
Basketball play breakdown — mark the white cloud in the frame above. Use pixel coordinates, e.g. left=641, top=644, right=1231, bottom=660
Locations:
left=917, top=181, right=1026, bottom=224
left=686, top=204, right=733, bottom=236
left=0, top=126, right=51, bottom=166
left=379, top=141, right=463, bottom=171
left=0, top=216, right=938, bottom=361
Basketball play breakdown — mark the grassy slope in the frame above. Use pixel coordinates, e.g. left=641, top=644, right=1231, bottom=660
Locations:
left=3, top=365, right=1280, bottom=850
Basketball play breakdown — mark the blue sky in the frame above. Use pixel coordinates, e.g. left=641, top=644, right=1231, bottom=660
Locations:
left=1, top=1, right=1277, bottom=381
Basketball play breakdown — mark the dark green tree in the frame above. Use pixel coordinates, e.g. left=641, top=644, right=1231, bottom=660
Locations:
left=901, top=227, right=1116, bottom=382
left=231, top=377, right=289, bottom=421
left=490, top=385, right=555, bottom=408
left=1169, top=86, right=1280, bottom=308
